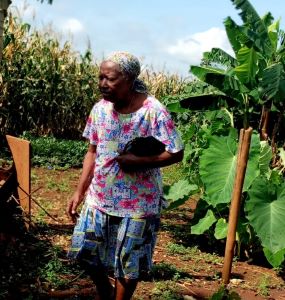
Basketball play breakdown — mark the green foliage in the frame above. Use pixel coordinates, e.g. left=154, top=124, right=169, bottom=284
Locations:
left=210, top=285, right=241, bottom=300
left=191, top=209, right=216, bottom=235
left=1, top=16, right=100, bottom=140
left=164, top=179, right=198, bottom=210
left=165, top=0, right=285, bottom=269
left=39, top=246, right=69, bottom=288
left=263, top=248, right=285, bottom=268
left=200, top=130, right=260, bottom=207
left=151, top=281, right=184, bottom=300
left=245, top=176, right=285, bottom=254
left=0, top=16, right=189, bottom=144
left=151, top=262, right=191, bottom=281
left=22, top=132, right=87, bottom=168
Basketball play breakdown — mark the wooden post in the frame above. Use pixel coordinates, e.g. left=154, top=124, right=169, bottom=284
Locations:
left=6, top=135, right=31, bottom=219
left=222, top=127, right=253, bottom=284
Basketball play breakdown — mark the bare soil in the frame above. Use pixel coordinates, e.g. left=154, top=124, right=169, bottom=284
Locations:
left=0, top=167, right=284, bottom=299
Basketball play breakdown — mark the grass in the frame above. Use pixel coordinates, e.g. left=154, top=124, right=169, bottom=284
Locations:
left=151, top=262, right=192, bottom=281
left=151, top=281, right=184, bottom=300
left=257, top=275, right=271, bottom=297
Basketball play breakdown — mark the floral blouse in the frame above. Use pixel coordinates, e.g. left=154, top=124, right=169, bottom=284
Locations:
left=83, top=96, right=184, bottom=218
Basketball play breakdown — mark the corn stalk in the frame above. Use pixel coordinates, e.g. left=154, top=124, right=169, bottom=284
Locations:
left=0, top=0, right=11, bottom=62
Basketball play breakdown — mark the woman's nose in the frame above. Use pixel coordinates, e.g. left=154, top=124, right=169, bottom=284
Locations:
left=99, top=78, right=108, bottom=88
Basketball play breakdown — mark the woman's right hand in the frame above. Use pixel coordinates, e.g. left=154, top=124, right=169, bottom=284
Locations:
left=67, top=192, right=84, bottom=223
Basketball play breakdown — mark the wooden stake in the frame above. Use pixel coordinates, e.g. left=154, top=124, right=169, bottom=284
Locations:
left=6, top=135, right=31, bottom=219
left=222, top=127, right=253, bottom=284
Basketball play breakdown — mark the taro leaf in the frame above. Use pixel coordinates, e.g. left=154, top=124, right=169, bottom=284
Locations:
left=214, top=218, right=228, bottom=239
left=164, top=179, right=198, bottom=201
left=259, top=141, right=272, bottom=175
left=164, top=180, right=199, bottom=210
left=191, top=209, right=216, bottom=235
left=200, top=130, right=260, bottom=207
left=263, top=247, right=285, bottom=268
left=164, top=179, right=198, bottom=208
left=245, top=177, right=285, bottom=253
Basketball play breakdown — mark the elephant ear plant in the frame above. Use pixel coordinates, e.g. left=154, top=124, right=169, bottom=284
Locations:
left=164, top=0, right=285, bottom=276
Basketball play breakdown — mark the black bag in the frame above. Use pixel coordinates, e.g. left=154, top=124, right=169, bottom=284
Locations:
left=123, top=136, right=165, bottom=156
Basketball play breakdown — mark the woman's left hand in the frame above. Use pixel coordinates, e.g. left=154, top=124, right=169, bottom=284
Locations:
left=116, top=153, right=144, bottom=172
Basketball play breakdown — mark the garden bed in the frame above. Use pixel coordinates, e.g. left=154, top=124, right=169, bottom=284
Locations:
left=0, top=167, right=284, bottom=299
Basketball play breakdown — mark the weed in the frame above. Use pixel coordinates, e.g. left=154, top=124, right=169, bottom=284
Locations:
left=257, top=275, right=270, bottom=297
left=166, top=243, right=223, bottom=265
left=210, top=285, right=241, bottom=300
left=151, top=281, right=183, bottom=300
left=151, top=262, right=191, bottom=281
left=46, top=176, right=69, bottom=192
left=39, top=246, right=71, bottom=289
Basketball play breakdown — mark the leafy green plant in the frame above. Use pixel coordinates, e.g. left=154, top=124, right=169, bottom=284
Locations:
left=0, top=15, right=189, bottom=147
left=210, top=285, right=241, bottom=300
left=164, top=0, right=285, bottom=268
left=151, top=262, right=191, bottom=281
left=256, top=275, right=271, bottom=297
left=21, top=132, right=88, bottom=168
left=39, top=246, right=71, bottom=289
left=151, top=281, right=184, bottom=300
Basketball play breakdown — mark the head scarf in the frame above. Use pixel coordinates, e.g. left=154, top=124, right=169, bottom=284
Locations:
left=105, top=51, right=148, bottom=94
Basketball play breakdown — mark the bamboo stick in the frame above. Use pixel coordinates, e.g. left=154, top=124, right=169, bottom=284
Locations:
left=222, top=127, right=253, bottom=284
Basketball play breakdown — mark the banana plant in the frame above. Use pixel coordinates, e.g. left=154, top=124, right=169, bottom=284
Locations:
left=166, top=0, right=285, bottom=267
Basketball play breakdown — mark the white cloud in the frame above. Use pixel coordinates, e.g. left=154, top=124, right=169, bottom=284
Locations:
left=60, top=18, right=84, bottom=33
left=166, top=27, right=234, bottom=66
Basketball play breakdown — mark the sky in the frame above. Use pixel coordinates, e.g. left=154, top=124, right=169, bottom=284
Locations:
left=8, top=0, right=285, bottom=78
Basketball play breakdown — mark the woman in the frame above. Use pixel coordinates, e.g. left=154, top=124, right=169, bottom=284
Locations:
left=67, top=51, right=184, bottom=300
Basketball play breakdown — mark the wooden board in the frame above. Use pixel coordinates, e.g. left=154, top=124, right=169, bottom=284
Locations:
left=6, top=135, right=31, bottom=216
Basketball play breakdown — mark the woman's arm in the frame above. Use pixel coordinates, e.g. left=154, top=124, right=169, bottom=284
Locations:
left=66, top=143, right=96, bottom=222
left=116, top=149, right=184, bottom=171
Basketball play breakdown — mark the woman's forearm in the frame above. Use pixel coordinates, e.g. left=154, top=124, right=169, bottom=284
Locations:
left=75, top=144, right=96, bottom=197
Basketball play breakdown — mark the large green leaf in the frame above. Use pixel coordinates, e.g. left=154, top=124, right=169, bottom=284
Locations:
left=191, top=209, right=216, bottom=235
left=259, top=141, right=272, bottom=175
left=166, top=102, right=188, bottom=113
left=224, top=17, right=245, bottom=55
left=164, top=179, right=199, bottom=211
left=260, top=63, right=282, bottom=101
left=234, top=46, right=258, bottom=85
left=179, top=94, right=237, bottom=111
left=263, top=247, right=285, bottom=268
left=203, top=48, right=237, bottom=68
left=267, top=19, right=280, bottom=52
left=230, top=0, right=273, bottom=57
left=200, top=130, right=260, bottom=207
left=190, top=66, right=244, bottom=101
left=246, top=177, right=285, bottom=253
left=214, top=218, right=228, bottom=239
left=164, top=179, right=198, bottom=201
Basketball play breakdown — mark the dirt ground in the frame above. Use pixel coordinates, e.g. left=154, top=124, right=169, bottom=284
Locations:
left=1, top=167, right=285, bottom=299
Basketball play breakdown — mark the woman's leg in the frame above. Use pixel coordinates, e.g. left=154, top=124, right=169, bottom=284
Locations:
left=82, top=263, right=115, bottom=300
left=115, top=277, right=138, bottom=300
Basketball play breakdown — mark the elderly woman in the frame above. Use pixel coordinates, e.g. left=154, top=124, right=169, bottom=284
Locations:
left=67, top=52, right=184, bottom=300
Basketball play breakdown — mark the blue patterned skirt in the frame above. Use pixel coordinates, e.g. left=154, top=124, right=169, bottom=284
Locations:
left=67, top=203, right=160, bottom=279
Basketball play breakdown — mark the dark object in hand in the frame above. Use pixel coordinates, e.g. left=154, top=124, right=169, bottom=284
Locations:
left=123, top=136, right=165, bottom=156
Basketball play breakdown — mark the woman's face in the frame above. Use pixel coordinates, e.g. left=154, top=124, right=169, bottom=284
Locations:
left=98, top=61, right=132, bottom=103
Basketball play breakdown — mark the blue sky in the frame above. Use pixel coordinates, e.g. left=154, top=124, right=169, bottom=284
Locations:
left=9, top=0, right=285, bottom=78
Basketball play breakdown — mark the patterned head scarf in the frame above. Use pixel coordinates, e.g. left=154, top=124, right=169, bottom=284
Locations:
left=105, top=51, right=148, bottom=94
